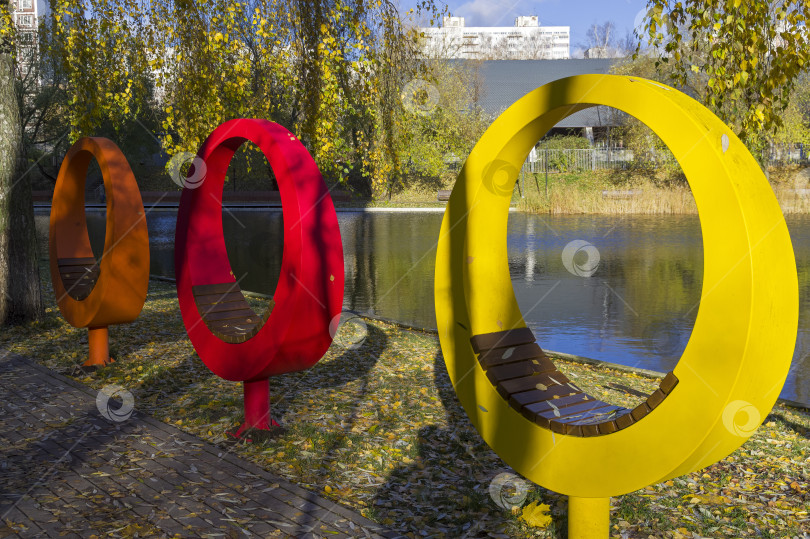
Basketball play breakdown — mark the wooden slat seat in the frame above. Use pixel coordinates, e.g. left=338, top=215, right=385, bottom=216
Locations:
left=57, top=257, right=99, bottom=301
left=470, top=327, right=535, bottom=354
left=478, top=342, right=546, bottom=369
left=192, top=282, right=272, bottom=344
left=485, top=356, right=557, bottom=383
left=496, top=371, right=572, bottom=398
left=508, top=383, right=581, bottom=408
left=470, top=328, right=679, bottom=437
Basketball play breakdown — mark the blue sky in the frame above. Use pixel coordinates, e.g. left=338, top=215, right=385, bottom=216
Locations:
left=399, top=0, right=649, bottom=54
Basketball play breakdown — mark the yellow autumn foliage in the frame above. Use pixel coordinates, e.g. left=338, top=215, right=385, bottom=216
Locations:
left=47, top=0, right=477, bottom=197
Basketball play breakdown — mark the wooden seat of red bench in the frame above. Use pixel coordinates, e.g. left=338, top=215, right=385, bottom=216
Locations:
left=57, top=257, right=100, bottom=301
left=470, top=328, right=679, bottom=437
left=192, top=282, right=273, bottom=344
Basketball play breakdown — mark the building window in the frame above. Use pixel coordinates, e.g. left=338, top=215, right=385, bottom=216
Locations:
left=19, top=0, right=32, bottom=9
left=18, top=14, right=33, bottom=27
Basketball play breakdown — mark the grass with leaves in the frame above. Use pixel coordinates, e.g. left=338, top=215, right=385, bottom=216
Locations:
left=1, top=267, right=808, bottom=538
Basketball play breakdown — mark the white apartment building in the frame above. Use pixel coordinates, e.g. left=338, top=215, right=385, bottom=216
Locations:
left=420, top=16, right=570, bottom=60
left=13, top=0, right=38, bottom=75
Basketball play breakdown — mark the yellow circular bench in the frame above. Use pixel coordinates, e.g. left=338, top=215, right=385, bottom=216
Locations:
left=434, top=74, right=798, bottom=536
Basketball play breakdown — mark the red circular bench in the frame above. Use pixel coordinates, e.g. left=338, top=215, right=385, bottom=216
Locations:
left=175, top=119, right=344, bottom=436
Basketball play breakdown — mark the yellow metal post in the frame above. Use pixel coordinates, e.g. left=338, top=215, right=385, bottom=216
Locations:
left=568, top=497, right=610, bottom=538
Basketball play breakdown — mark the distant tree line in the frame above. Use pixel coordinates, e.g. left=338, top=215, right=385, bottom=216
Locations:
left=9, top=0, right=493, bottom=199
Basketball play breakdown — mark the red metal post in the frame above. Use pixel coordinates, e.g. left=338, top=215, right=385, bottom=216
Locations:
left=236, top=378, right=280, bottom=435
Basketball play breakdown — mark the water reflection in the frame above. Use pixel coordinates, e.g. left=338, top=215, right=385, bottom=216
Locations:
left=34, top=209, right=809, bottom=405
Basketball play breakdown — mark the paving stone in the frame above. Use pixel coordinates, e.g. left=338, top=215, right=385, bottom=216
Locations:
left=1, top=351, right=391, bottom=538
left=0, top=504, right=43, bottom=537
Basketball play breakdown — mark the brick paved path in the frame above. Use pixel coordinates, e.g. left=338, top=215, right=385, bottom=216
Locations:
left=0, top=352, right=397, bottom=538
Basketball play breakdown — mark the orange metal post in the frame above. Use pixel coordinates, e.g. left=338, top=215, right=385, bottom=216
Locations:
left=85, top=326, right=112, bottom=367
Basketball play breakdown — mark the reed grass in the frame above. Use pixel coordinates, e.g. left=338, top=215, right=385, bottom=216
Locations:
left=515, top=170, right=698, bottom=214
left=516, top=166, right=810, bottom=214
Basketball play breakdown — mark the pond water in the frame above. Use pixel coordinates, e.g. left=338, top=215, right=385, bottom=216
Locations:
left=35, top=209, right=810, bottom=406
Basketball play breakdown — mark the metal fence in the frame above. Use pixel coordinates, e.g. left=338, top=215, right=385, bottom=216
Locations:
left=521, top=148, right=639, bottom=174
left=768, top=144, right=809, bottom=166
left=520, top=145, right=810, bottom=176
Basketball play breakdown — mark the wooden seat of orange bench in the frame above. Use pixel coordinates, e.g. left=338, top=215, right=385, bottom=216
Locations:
left=57, top=257, right=100, bottom=301
left=470, top=328, right=679, bottom=437
left=192, top=282, right=274, bottom=344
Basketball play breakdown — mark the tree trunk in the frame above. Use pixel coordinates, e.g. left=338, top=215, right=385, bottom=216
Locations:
left=0, top=49, right=43, bottom=325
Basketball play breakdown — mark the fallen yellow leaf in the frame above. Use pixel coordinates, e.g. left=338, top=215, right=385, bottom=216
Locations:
left=520, top=501, right=552, bottom=528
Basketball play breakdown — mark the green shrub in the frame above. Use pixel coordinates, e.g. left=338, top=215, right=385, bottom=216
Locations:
left=539, top=134, right=591, bottom=150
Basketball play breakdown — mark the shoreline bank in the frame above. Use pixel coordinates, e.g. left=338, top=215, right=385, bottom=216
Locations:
left=31, top=165, right=810, bottom=214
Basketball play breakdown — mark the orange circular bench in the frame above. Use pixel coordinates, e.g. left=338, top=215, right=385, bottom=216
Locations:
left=49, top=137, right=150, bottom=368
